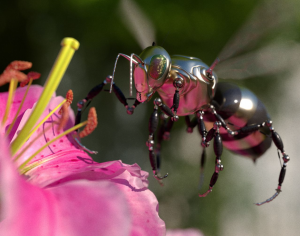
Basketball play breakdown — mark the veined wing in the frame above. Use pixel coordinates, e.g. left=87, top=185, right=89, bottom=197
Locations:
left=215, top=0, right=300, bottom=79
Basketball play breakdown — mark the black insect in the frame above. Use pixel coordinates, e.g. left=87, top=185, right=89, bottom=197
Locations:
left=74, top=0, right=298, bottom=205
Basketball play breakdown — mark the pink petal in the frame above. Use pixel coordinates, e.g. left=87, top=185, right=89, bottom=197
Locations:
left=0, top=133, right=132, bottom=236
left=0, top=85, right=166, bottom=236
left=24, top=150, right=165, bottom=236
left=0, top=85, right=44, bottom=136
left=13, top=93, right=77, bottom=165
left=116, top=183, right=166, bottom=236
left=27, top=152, right=149, bottom=190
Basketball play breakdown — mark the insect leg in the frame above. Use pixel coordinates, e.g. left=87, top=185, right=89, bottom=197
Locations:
left=146, top=102, right=168, bottom=185
left=229, top=119, right=289, bottom=205
left=153, top=97, right=178, bottom=121
left=156, top=115, right=167, bottom=173
left=106, top=75, right=141, bottom=115
left=185, top=115, right=197, bottom=133
left=209, top=105, right=237, bottom=136
left=74, top=76, right=140, bottom=152
left=254, top=120, right=290, bottom=206
left=195, top=111, right=209, bottom=189
left=199, top=121, right=224, bottom=197
left=156, top=114, right=173, bottom=175
left=73, top=79, right=107, bottom=154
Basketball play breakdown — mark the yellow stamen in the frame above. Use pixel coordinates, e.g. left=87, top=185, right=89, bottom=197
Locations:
left=2, top=78, right=18, bottom=125
left=18, top=121, right=87, bottom=171
left=24, top=99, right=67, bottom=142
left=6, top=79, right=33, bottom=135
left=11, top=38, right=80, bottom=155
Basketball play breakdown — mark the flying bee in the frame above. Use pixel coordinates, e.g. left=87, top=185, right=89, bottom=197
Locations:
left=74, top=0, right=299, bottom=205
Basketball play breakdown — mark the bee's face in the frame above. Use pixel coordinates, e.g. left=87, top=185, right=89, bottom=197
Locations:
left=133, top=45, right=171, bottom=102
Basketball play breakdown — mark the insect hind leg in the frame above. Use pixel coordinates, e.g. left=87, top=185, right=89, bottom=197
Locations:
left=234, top=120, right=290, bottom=205
left=255, top=120, right=290, bottom=206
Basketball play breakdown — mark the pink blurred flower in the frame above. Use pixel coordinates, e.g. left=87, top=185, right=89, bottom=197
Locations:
left=0, top=72, right=165, bottom=235
left=166, top=228, right=204, bottom=236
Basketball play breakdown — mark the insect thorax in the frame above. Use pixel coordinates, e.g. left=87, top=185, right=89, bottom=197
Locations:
left=157, top=55, right=217, bottom=116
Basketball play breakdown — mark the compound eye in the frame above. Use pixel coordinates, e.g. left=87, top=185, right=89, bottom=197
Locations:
left=148, top=55, right=167, bottom=80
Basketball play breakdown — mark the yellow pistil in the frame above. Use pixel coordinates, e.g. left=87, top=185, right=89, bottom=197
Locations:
left=24, top=98, right=67, bottom=142
left=6, top=78, right=33, bottom=135
left=11, top=38, right=80, bottom=155
left=2, top=78, right=18, bottom=125
left=17, top=121, right=87, bottom=171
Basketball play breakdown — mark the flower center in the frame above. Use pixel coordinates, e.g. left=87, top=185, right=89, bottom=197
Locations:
left=1, top=38, right=98, bottom=174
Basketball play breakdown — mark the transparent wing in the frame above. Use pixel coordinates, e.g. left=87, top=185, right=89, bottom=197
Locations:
left=216, top=42, right=300, bottom=79
left=215, top=0, right=300, bottom=79
left=119, top=0, right=155, bottom=49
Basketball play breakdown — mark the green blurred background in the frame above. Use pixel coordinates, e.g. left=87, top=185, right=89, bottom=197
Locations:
left=1, top=0, right=300, bottom=235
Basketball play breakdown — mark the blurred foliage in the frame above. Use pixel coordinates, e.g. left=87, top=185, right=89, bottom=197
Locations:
left=1, top=0, right=300, bottom=236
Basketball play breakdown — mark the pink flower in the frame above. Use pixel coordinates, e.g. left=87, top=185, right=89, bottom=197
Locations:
left=166, top=229, right=205, bottom=236
left=0, top=58, right=165, bottom=235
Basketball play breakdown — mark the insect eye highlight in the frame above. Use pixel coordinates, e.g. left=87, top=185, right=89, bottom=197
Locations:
left=148, top=54, right=167, bottom=80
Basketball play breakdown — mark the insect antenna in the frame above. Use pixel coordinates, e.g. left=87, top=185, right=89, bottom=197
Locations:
left=110, top=53, right=141, bottom=98
left=206, top=58, right=220, bottom=78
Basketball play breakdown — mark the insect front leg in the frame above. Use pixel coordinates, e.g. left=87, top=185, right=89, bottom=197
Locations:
left=146, top=96, right=182, bottom=184
left=73, top=81, right=106, bottom=154
left=74, top=75, right=140, bottom=152
left=110, top=76, right=141, bottom=115
left=146, top=102, right=169, bottom=185
left=76, top=75, right=140, bottom=124
left=156, top=114, right=174, bottom=173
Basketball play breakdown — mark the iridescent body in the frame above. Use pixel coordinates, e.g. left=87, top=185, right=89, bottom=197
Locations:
left=77, top=44, right=289, bottom=205
left=134, top=45, right=271, bottom=158
left=135, top=46, right=216, bottom=116
left=157, top=55, right=216, bottom=116
left=210, top=83, right=272, bottom=159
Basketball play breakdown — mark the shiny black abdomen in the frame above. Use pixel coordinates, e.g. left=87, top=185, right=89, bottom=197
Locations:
left=210, top=82, right=272, bottom=160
